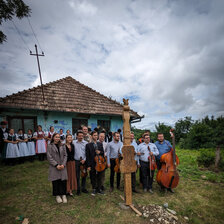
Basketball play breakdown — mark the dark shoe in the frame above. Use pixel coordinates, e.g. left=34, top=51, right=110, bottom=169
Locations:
left=109, top=187, right=114, bottom=192
left=76, top=190, right=81, bottom=195
left=117, top=186, right=120, bottom=190
left=101, top=186, right=106, bottom=191
left=91, top=189, right=97, bottom=196
left=132, top=189, right=139, bottom=193
left=98, top=189, right=105, bottom=195
left=168, top=188, right=174, bottom=193
left=160, top=187, right=167, bottom=193
left=82, top=189, right=88, bottom=193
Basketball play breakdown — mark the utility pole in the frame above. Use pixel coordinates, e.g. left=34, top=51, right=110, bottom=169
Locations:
left=30, top=44, right=45, bottom=102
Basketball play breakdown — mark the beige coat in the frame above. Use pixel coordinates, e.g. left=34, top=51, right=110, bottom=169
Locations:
left=47, top=143, right=68, bottom=181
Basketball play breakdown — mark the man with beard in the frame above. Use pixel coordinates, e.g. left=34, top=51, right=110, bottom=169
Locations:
left=106, top=132, right=123, bottom=192
left=155, top=133, right=174, bottom=193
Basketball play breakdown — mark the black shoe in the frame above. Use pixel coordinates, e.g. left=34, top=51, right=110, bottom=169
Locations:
left=91, top=189, right=97, bottom=196
left=76, top=190, right=81, bottom=195
left=82, top=189, right=88, bottom=193
left=168, top=188, right=174, bottom=193
left=132, top=189, right=139, bottom=193
left=117, top=186, right=120, bottom=190
left=98, top=189, right=105, bottom=195
left=109, top=187, right=114, bottom=192
left=160, top=187, right=167, bottom=193
left=101, top=186, right=106, bottom=191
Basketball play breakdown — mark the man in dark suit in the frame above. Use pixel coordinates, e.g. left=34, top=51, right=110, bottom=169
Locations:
left=86, top=131, right=105, bottom=196
left=0, top=121, right=9, bottom=157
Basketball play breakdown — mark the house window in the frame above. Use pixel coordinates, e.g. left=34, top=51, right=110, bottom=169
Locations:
left=8, top=116, right=37, bottom=133
left=72, top=118, right=88, bottom=134
left=97, top=120, right=111, bottom=132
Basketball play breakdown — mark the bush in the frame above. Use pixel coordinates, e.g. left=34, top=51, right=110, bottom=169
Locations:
left=179, top=138, right=186, bottom=149
left=197, top=150, right=215, bottom=167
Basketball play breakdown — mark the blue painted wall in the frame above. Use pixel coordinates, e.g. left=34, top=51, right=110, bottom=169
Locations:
left=0, top=109, right=123, bottom=133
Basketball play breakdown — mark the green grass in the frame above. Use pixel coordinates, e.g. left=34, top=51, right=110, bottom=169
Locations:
left=0, top=149, right=224, bottom=224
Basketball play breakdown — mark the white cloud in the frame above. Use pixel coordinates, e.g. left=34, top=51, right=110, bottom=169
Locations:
left=0, top=0, right=224, bottom=130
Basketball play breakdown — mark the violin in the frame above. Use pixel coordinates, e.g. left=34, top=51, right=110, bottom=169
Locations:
left=80, top=156, right=88, bottom=178
left=156, top=129, right=180, bottom=189
left=95, top=154, right=107, bottom=172
left=114, top=152, right=122, bottom=173
left=148, top=146, right=157, bottom=171
left=94, top=145, right=107, bottom=172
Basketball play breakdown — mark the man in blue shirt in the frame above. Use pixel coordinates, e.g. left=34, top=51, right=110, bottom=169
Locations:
left=155, top=133, right=174, bottom=193
left=106, top=132, right=123, bottom=192
left=73, top=130, right=88, bottom=195
left=137, top=134, right=159, bottom=193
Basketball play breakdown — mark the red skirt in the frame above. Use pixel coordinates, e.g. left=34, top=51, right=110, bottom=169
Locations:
left=66, top=160, right=77, bottom=192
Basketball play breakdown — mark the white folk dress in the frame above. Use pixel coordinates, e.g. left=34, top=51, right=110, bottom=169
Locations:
left=27, top=134, right=36, bottom=156
left=34, top=131, right=47, bottom=154
left=17, top=134, right=29, bottom=157
left=4, top=133, right=20, bottom=158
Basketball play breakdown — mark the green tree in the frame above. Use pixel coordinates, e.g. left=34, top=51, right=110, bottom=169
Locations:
left=174, top=116, right=193, bottom=143
left=185, top=121, right=214, bottom=149
left=212, top=116, right=224, bottom=148
left=0, top=0, right=31, bottom=43
left=155, top=122, right=172, bottom=141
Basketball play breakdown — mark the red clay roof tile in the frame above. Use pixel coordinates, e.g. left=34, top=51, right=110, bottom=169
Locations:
left=0, top=76, right=140, bottom=118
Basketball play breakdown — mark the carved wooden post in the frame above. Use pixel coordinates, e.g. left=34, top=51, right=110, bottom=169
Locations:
left=120, top=99, right=137, bottom=205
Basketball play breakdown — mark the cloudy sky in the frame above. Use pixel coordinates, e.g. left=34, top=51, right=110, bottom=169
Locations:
left=0, top=0, right=224, bottom=129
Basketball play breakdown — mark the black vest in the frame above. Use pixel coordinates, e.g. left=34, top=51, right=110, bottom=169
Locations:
left=8, top=134, right=16, bottom=141
left=18, top=134, right=25, bottom=140
left=27, top=134, right=33, bottom=142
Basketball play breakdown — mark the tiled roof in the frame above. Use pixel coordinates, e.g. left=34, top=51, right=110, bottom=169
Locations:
left=0, top=76, right=140, bottom=118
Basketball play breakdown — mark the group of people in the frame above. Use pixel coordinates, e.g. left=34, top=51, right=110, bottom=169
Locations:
left=0, top=122, right=105, bottom=163
left=47, top=127, right=174, bottom=204
left=0, top=121, right=174, bottom=204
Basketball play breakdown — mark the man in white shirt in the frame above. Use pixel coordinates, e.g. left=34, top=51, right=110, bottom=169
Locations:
left=137, top=134, right=159, bottom=193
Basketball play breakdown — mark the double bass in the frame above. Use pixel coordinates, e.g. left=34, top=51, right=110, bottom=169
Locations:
left=156, top=129, right=180, bottom=189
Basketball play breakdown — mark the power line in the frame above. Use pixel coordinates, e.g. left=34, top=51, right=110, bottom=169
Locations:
left=27, top=17, right=44, bottom=53
left=12, top=20, right=31, bottom=52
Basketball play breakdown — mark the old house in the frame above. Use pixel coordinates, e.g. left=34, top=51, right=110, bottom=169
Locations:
left=0, top=76, right=142, bottom=133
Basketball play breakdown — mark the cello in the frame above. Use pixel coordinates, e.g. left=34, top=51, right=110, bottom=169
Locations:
left=156, top=129, right=180, bottom=189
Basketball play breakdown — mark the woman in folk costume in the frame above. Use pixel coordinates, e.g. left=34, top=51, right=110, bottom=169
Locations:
left=34, top=125, right=47, bottom=161
left=4, top=128, right=20, bottom=165
left=16, top=129, right=29, bottom=162
left=59, top=129, right=66, bottom=144
left=65, top=134, right=77, bottom=196
left=27, top=129, right=36, bottom=161
left=47, top=133, right=68, bottom=204
left=47, top=126, right=55, bottom=145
